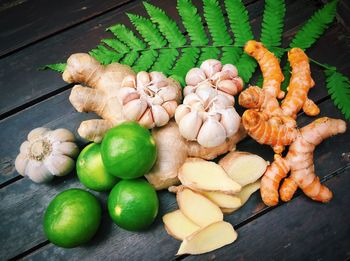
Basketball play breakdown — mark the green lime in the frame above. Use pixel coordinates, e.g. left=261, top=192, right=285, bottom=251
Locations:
left=101, top=122, right=157, bottom=179
left=108, top=179, right=159, bottom=231
left=43, top=188, right=101, bottom=248
left=77, top=143, right=119, bottom=191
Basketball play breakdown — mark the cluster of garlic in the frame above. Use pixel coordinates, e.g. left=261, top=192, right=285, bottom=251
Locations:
left=15, top=127, right=79, bottom=183
left=118, top=71, right=182, bottom=129
left=175, top=60, right=243, bottom=148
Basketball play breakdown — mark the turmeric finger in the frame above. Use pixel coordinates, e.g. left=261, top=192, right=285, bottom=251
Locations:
left=302, top=98, right=320, bottom=116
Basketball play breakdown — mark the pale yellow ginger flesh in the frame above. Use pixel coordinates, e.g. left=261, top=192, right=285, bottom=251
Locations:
left=178, top=158, right=242, bottom=194
left=177, top=188, right=223, bottom=227
left=221, top=180, right=261, bottom=214
left=201, top=191, right=242, bottom=209
left=219, top=151, right=267, bottom=186
left=163, top=209, right=200, bottom=240
left=177, top=221, right=238, bottom=255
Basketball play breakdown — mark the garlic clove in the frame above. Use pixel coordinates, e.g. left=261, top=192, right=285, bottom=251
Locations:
left=220, top=108, right=241, bottom=137
left=222, top=64, right=238, bottom=78
left=44, top=154, right=75, bottom=177
left=138, top=108, right=155, bottom=129
left=179, top=111, right=203, bottom=141
left=162, top=101, right=178, bottom=118
left=25, top=160, right=53, bottom=183
left=121, top=75, right=136, bottom=88
left=217, top=90, right=235, bottom=105
left=49, top=128, right=75, bottom=142
left=118, top=87, right=140, bottom=105
left=217, top=80, right=240, bottom=96
left=211, top=94, right=233, bottom=110
left=152, top=105, right=170, bottom=127
left=232, top=77, right=244, bottom=93
left=15, top=153, right=28, bottom=176
left=137, top=71, right=151, bottom=87
left=195, top=84, right=217, bottom=107
left=27, top=127, right=50, bottom=142
left=183, top=93, right=202, bottom=106
left=157, top=87, right=177, bottom=102
left=53, top=142, right=79, bottom=158
left=191, top=101, right=205, bottom=112
left=175, top=104, right=191, bottom=124
left=151, top=94, right=164, bottom=105
left=200, top=59, right=222, bottom=78
left=20, top=141, right=30, bottom=154
left=123, top=98, right=147, bottom=121
left=150, top=71, right=167, bottom=83
left=183, top=85, right=196, bottom=96
left=197, top=118, right=226, bottom=147
left=185, top=68, right=207, bottom=86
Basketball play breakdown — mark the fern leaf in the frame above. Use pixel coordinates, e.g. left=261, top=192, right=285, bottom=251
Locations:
left=40, top=63, right=66, bottom=72
left=290, top=0, right=338, bottom=50
left=121, top=51, right=139, bottom=66
left=224, top=0, right=253, bottom=46
left=151, top=48, right=179, bottom=74
left=171, top=47, right=200, bottom=85
left=197, top=47, right=220, bottom=65
left=102, top=38, right=129, bottom=54
left=260, top=0, right=286, bottom=48
left=221, top=46, right=242, bottom=65
left=203, top=0, right=233, bottom=45
left=144, top=2, right=186, bottom=47
left=236, top=53, right=257, bottom=83
left=89, top=45, right=122, bottom=64
left=177, top=0, right=208, bottom=46
left=132, top=50, right=158, bottom=72
left=325, top=68, right=350, bottom=121
left=107, top=24, right=146, bottom=50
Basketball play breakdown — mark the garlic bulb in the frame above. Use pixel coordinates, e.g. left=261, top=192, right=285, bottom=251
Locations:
left=175, top=59, right=243, bottom=148
left=15, top=127, right=79, bottom=183
left=118, top=71, right=182, bottom=128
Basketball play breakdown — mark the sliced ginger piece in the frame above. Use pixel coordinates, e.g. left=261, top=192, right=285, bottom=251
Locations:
left=177, top=187, right=223, bottom=227
left=221, top=180, right=261, bottom=214
left=219, top=151, right=267, bottom=186
left=163, top=209, right=200, bottom=240
left=177, top=221, right=238, bottom=255
left=201, top=191, right=242, bottom=209
left=178, top=158, right=241, bottom=194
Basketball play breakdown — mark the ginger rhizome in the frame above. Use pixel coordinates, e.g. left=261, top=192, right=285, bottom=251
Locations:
left=239, top=40, right=347, bottom=205
left=175, top=59, right=243, bottom=148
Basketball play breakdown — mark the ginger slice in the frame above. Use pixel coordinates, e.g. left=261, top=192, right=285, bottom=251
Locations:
left=178, top=158, right=241, bottom=194
left=177, top=188, right=223, bottom=227
left=221, top=180, right=261, bottom=214
left=177, top=221, right=237, bottom=255
left=219, top=151, right=267, bottom=186
left=201, top=191, right=242, bottom=209
left=163, top=209, right=200, bottom=240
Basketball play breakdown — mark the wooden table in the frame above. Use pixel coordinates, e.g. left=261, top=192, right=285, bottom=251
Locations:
left=1, top=0, right=349, bottom=260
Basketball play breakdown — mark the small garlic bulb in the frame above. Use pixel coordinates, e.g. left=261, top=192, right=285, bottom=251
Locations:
left=118, top=71, right=182, bottom=128
left=15, top=127, right=79, bottom=183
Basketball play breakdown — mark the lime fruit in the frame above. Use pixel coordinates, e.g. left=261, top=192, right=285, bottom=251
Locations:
left=108, top=179, right=159, bottom=231
left=43, top=188, right=101, bottom=248
left=77, top=143, right=119, bottom=191
left=101, top=122, right=157, bottom=179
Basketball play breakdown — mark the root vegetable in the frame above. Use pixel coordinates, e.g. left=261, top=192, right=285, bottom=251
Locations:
left=178, top=158, right=241, bottom=194
left=163, top=210, right=200, bottom=240
left=219, top=151, right=267, bottom=186
left=176, top=221, right=237, bottom=255
left=201, top=191, right=242, bottom=209
left=177, top=187, right=223, bottom=227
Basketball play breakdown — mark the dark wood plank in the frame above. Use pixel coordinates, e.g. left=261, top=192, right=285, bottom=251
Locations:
left=1, top=98, right=347, bottom=260
left=185, top=167, right=350, bottom=261
left=0, top=0, right=321, bottom=117
left=0, top=0, right=134, bottom=57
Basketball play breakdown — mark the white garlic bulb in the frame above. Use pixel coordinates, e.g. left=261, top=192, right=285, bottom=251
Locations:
left=15, top=127, right=79, bottom=183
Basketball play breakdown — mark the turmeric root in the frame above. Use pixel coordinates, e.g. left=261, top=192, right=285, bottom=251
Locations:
left=261, top=117, right=347, bottom=206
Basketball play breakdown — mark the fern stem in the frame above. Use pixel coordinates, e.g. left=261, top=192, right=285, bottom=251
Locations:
left=309, top=58, right=335, bottom=71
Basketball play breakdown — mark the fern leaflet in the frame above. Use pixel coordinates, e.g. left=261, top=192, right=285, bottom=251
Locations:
left=236, top=53, right=257, bottom=84
left=102, top=38, right=129, bottom=54
left=107, top=24, right=146, bottom=50
left=197, top=47, right=220, bottom=65
left=40, top=63, right=66, bottom=72
left=121, top=51, right=139, bottom=66
left=89, top=45, right=122, bottom=64
left=151, top=49, right=179, bottom=74
left=221, top=47, right=241, bottom=65
left=132, top=50, right=158, bottom=72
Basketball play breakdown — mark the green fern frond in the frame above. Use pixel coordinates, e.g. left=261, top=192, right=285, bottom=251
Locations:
left=260, top=0, right=285, bottom=48
left=325, top=68, right=350, bottom=121
left=290, top=0, right=338, bottom=50
left=144, top=2, right=186, bottom=47
left=171, top=47, right=200, bottom=85
left=132, top=50, right=158, bottom=72
left=224, top=0, right=253, bottom=46
left=236, top=53, right=257, bottom=83
left=221, top=46, right=241, bottom=65
left=89, top=45, right=122, bottom=64
left=197, top=47, right=220, bottom=65
left=203, top=0, right=232, bottom=45
left=177, top=0, right=208, bottom=46
left=101, top=39, right=129, bottom=54
left=127, top=13, right=167, bottom=48
left=107, top=24, right=146, bottom=50
left=121, top=51, right=139, bottom=66
left=281, top=63, right=290, bottom=92
left=40, top=63, right=66, bottom=72
left=151, top=49, right=179, bottom=74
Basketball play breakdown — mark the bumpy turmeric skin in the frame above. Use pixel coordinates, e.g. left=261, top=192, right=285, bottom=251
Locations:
left=244, top=40, right=285, bottom=99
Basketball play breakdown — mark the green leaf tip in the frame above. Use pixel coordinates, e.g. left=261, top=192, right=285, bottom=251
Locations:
left=39, top=63, right=66, bottom=73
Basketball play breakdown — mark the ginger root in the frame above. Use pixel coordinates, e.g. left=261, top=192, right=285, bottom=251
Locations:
left=63, top=53, right=135, bottom=142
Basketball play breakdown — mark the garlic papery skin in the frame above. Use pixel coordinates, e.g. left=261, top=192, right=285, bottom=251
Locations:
left=15, top=127, right=79, bottom=183
left=118, top=71, right=182, bottom=128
